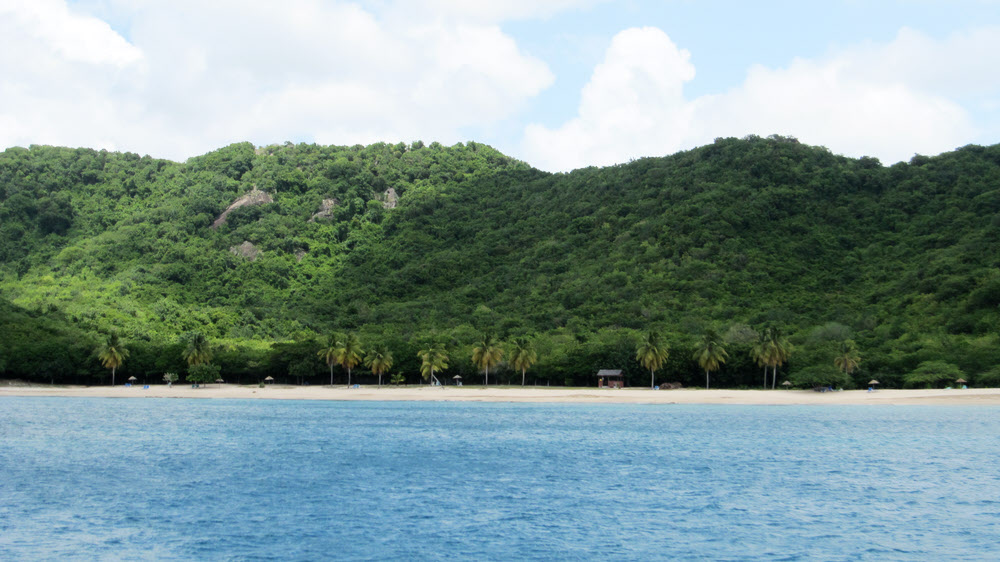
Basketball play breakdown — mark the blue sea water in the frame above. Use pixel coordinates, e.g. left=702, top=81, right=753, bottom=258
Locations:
left=1, top=398, right=999, bottom=560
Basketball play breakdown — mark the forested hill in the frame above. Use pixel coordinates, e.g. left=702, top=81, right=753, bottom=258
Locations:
left=3, top=136, right=1000, bottom=388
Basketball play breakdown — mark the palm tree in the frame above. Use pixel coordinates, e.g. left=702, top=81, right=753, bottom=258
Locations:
left=317, top=335, right=340, bottom=386
left=509, top=337, right=538, bottom=386
left=335, top=333, right=363, bottom=387
left=183, top=332, right=212, bottom=366
left=767, top=328, right=792, bottom=389
left=693, top=329, right=728, bottom=390
left=417, top=344, right=449, bottom=384
left=97, top=332, right=129, bottom=386
left=364, top=345, right=393, bottom=388
left=834, top=340, right=861, bottom=376
left=750, top=328, right=770, bottom=389
left=636, top=330, right=670, bottom=389
left=472, top=333, right=504, bottom=386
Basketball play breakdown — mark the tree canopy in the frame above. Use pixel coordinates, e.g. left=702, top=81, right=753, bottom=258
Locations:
left=693, top=330, right=728, bottom=389
left=636, top=331, right=670, bottom=389
left=3, top=137, right=1000, bottom=388
left=97, top=332, right=129, bottom=386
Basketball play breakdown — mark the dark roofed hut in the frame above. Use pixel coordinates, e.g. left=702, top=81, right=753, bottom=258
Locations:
left=597, top=369, right=624, bottom=389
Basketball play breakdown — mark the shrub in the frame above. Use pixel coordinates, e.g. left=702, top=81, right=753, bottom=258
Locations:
left=904, top=361, right=965, bottom=389
left=790, top=363, right=851, bottom=389
left=187, top=363, right=221, bottom=385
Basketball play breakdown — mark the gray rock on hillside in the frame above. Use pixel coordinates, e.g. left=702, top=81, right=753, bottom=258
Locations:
left=309, top=198, right=338, bottom=222
left=382, top=187, right=398, bottom=209
left=229, top=241, right=262, bottom=261
left=212, top=188, right=273, bottom=228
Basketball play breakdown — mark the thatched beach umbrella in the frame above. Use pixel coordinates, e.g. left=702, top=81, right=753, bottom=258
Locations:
left=128, top=376, right=137, bottom=382
left=868, top=380, right=880, bottom=386
left=452, top=375, right=462, bottom=386
left=264, top=376, right=274, bottom=385
left=215, top=378, right=224, bottom=388
left=781, top=381, right=792, bottom=389
left=956, top=378, right=967, bottom=384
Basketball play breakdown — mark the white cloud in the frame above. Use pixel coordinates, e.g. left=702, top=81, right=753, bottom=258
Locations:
left=524, top=27, right=695, bottom=171
left=3, top=2, right=995, bottom=168
left=394, top=0, right=605, bottom=23
left=0, top=0, right=145, bottom=153
left=0, top=0, right=553, bottom=160
left=841, top=26, right=1000, bottom=99
left=408, top=23, right=553, bottom=122
left=523, top=26, right=987, bottom=171
left=0, top=0, right=142, bottom=66
left=692, top=57, right=972, bottom=165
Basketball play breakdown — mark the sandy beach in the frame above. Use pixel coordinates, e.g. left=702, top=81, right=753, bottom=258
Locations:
left=3, top=383, right=1000, bottom=405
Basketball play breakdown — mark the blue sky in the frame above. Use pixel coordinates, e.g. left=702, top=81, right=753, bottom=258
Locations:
left=507, top=1, right=1000, bottom=121
left=3, top=0, right=1000, bottom=170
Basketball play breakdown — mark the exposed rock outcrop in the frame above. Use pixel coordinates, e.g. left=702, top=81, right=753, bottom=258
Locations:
left=309, top=198, right=338, bottom=222
left=212, top=188, right=273, bottom=228
left=382, top=187, right=398, bottom=209
left=229, top=241, right=262, bottom=261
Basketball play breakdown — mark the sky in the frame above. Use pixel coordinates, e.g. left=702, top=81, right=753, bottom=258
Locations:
left=2, top=0, right=1000, bottom=171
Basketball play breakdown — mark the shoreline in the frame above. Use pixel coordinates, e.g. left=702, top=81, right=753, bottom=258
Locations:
left=3, top=384, right=1000, bottom=405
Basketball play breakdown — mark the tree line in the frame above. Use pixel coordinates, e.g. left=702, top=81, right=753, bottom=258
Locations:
left=86, top=325, right=991, bottom=390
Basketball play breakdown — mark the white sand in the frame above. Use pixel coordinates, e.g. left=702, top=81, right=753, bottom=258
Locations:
left=3, top=384, right=1000, bottom=405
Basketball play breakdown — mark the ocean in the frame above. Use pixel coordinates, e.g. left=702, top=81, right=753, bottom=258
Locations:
left=1, top=397, right=998, bottom=560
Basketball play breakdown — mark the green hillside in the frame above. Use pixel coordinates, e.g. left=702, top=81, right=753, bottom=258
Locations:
left=3, top=136, right=1000, bottom=388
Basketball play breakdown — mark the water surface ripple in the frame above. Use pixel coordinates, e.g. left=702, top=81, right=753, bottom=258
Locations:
left=1, top=398, right=998, bottom=560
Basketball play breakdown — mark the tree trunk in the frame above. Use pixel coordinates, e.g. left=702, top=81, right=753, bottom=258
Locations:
left=485, top=367, right=489, bottom=387
left=521, top=368, right=526, bottom=386
left=348, top=367, right=352, bottom=387
left=705, top=369, right=709, bottom=390
left=112, top=366, right=116, bottom=387
left=330, top=364, right=334, bottom=387
left=378, top=374, right=382, bottom=388
left=772, top=366, right=777, bottom=390
left=651, top=368, right=655, bottom=389
left=763, top=366, right=767, bottom=389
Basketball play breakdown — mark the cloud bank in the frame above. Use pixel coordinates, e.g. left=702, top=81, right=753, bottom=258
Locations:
left=1, top=1, right=997, bottom=169
left=524, top=26, right=989, bottom=171
left=0, top=0, right=554, bottom=159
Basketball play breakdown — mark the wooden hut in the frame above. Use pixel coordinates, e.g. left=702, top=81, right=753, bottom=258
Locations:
left=597, top=369, right=624, bottom=389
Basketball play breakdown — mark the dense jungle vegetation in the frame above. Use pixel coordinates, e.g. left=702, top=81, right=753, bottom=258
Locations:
left=3, top=136, right=1000, bottom=389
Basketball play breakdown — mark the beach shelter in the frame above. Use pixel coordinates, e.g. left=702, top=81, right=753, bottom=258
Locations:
left=868, top=380, right=880, bottom=391
left=452, top=375, right=462, bottom=386
left=956, top=378, right=967, bottom=389
left=215, top=378, right=224, bottom=388
left=264, top=376, right=274, bottom=385
left=597, top=369, right=624, bottom=388
left=781, top=381, right=792, bottom=389
left=127, top=376, right=137, bottom=383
